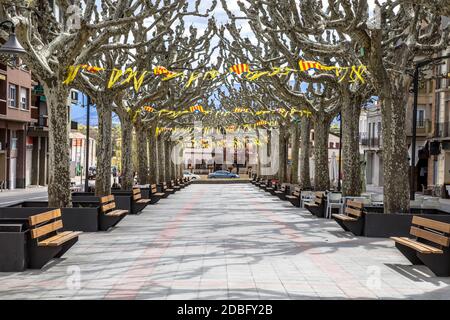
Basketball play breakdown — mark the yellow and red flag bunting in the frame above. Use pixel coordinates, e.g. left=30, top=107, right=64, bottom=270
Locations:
left=234, top=107, right=250, bottom=113
left=143, top=106, right=155, bottom=112
left=229, top=63, right=249, bottom=75
left=80, top=64, right=103, bottom=73
left=256, top=120, right=268, bottom=126
left=153, top=66, right=170, bottom=75
left=298, top=60, right=331, bottom=72
left=189, top=105, right=204, bottom=113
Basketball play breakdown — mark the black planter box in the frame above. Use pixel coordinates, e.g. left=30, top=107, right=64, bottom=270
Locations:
left=0, top=219, right=28, bottom=272
left=1, top=204, right=99, bottom=232
left=72, top=191, right=144, bottom=214
left=363, top=206, right=450, bottom=238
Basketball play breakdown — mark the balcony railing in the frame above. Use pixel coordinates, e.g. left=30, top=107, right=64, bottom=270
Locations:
left=359, top=132, right=382, bottom=148
left=435, top=122, right=450, bottom=138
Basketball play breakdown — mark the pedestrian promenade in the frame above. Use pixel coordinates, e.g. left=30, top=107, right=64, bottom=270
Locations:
left=1, top=184, right=449, bottom=299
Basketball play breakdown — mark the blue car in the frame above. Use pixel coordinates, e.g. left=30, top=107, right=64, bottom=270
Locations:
left=208, top=170, right=240, bottom=179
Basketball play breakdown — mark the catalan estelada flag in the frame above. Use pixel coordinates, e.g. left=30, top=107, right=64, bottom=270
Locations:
left=229, top=63, right=249, bottom=75
left=80, top=64, right=104, bottom=73
left=153, top=66, right=169, bottom=75
left=298, top=60, right=331, bottom=72
left=189, top=105, right=204, bottom=113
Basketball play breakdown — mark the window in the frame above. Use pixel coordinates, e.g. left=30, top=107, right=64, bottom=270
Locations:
left=8, top=84, right=17, bottom=108
left=20, top=87, right=29, bottom=110
left=329, top=142, right=334, bottom=149
left=417, top=109, right=425, bottom=128
left=335, top=143, right=340, bottom=149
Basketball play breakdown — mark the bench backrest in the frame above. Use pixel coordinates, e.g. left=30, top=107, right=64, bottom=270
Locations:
left=292, top=186, right=301, bottom=195
left=280, top=184, right=287, bottom=191
left=151, top=184, right=158, bottom=194
left=314, top=192, right=326, bottom=205
left=410, top=216, right=450, bottom=247
left=345, top=200, right=364, bottom=218
left=170, top=180, right=175, bottom=187
left=132, top=188, right=142, bottom=201
left=161, top=182, right=167, bottom=190
left=100, top=195, right=117, bottom=214
left=28, top=209, right=63, bottom=241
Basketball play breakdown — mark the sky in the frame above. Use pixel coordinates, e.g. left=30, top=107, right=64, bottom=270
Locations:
left=72, top=1, right=381, bottom=125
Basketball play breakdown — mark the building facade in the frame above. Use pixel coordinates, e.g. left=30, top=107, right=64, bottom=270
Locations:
left=359, top=101, right=383, bottom=187
left=0, top=62, right=35, bottom=189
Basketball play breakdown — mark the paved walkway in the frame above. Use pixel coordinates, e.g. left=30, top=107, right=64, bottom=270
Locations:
left=1, top=184, right=450, bottom=299
left=0, top=186, right=48, bottom=206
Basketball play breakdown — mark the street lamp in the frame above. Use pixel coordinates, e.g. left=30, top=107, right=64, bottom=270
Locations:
left=410, top=53, right=450, bottom=200
left=84, top=94, right=91, bottom=192
left=0, top=20, right=26, bottom=55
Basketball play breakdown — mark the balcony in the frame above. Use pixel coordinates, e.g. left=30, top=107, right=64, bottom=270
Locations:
left=435, top=122, right=450, bottom=139
left=360, top=132, right=382, bottom=149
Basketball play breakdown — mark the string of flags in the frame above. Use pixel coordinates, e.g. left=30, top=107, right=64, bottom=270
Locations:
left=155, top=122, right=280, bottom=137
left=62, top=60, right=367, bottom=91
left=142, top=105, right=312, bottom=120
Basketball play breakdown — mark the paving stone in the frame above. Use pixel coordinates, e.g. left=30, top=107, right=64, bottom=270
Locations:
left=1, top=184, right=449, bottom=299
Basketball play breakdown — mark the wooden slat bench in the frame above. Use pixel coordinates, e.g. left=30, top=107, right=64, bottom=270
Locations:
left=176, top=178, right=186, bottom=189
left=258, top=179, right=266, bottom=189
left=170, top=179, right=181, bottom=191
left=267, top=181, right=279, bottom=196
left=391, top=216, right=450, bottom=276
left=97, top=195, right=128, bottom=230
left=159, top=181, right=175, bottom=195
left=332, top=200, right=365, bottom=235
left=100, top=195, right=128, bottom=217
left=28, top=209, right=81, bottom=269
left=304, top=192, right=327, bottom=217
left=132, top=188, right=151, bottom=205
left=149, top=183, right=165, bottom=203
left=286, top=186, right=301, bottom=207
left=274, top=183, right=290, bottom=201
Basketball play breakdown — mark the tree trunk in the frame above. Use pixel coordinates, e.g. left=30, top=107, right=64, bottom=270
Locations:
left=278, top=126, right=288, bottom=182
left=381, top=85, right=410, bottom=213
left=135, top=122, right=149, bottom=185
left=148, top=124, right=158, bottom=184
left=164, top=138, right=172, bottom=181
left=256, top=129, right=262, bottom=177
left=368, top=38, right=410, bottom=213
left=313, top=113, right=331, bottom=191
left=299, top=116, right=311, bottom=189
left=157, top=134, right=166, bottom=182
left=291, top=122, right=300, bottom=184
left=44, top=83, right=72, bottom=207
left=341, top=92, right=363, bottom=196
left=95, top=103, right=113, bottom=196
left=118, top=112, right=133, bottom=190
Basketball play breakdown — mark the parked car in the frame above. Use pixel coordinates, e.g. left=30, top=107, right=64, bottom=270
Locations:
left=208, top=170, right=240, bottom=179
left=183, top=171, right=201, bottom=180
